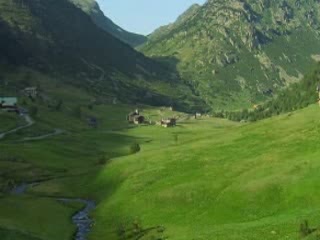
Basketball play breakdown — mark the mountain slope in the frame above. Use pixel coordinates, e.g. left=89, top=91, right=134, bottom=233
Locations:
left=70, top=0, right=147, bottom=47
left=0, top=0, right=204, bottom=111
left=141, top=0, right=320, bottom=110
left=148, top=4, right=201, bottom=43
left=218, top=63, right=320, bottom=122
left=3, top=82, right=320, bottom=240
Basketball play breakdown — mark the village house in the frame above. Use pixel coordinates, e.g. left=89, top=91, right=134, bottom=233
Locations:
left=161, top=118, right=176, bottom=128
left=0, top=97, right=18, bottom=112
left=23, top=87, right=38, bottom=98
left=133, top=115, right=145, bottom=125
left=127, top=109, right=139, bottom=123
left=127, top=109, right=145, bottom=125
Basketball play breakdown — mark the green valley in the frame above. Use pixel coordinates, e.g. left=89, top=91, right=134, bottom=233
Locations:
left=2, top=0, right=320, bottom=240
left=2, top=93, right=320, bottom=239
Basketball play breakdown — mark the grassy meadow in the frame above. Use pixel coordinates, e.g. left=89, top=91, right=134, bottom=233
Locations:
left=0, top=111, right=23, bottom=133
left=87, top=105, right=320, bottom=240
left=1, top=91, right=320, bottom=239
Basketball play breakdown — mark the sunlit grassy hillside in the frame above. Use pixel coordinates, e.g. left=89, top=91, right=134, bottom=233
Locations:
left=87, top=104, right=320, bottom=240
left=2, top=99, right=320, bottom=239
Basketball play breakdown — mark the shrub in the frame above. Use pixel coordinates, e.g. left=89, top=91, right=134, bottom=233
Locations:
left=132, top=219, right=142, bottom=234
left=116, top=223, right=126, bottom=240
left=130, top=143, right=140, bottom=154
left=300, top=220, right=316, bottom=238
left=98, top=156, right=108, bottom=165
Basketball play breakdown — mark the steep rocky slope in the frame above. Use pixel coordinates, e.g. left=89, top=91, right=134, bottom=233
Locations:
left=141, top=0, right=320, bottom=110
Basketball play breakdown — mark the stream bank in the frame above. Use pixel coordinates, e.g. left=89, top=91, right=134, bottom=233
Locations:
left=10, top=183, right=96, bottom=240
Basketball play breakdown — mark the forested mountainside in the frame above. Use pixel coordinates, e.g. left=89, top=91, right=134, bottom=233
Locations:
left=141, top=0, right=320, bottom=110
left=70, top=0, right=147, bottom=47
left=214, top=63, right=320, bottom=121
left=0, top=0, right=204, bottom=111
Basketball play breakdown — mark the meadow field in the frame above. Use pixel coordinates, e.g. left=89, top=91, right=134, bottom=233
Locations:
left=1, top=102, right=320, bottom=240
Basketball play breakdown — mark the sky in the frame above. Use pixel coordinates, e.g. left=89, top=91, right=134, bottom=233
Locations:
left=96, top=0, right=206, bottom=35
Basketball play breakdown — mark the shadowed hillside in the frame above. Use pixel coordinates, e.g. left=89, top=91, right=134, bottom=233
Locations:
left=2, top=1, right=320, bottom=240
left=0, top=0, right=205, bottom=111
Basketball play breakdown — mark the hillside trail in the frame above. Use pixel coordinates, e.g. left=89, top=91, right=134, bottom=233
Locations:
left=0, top=114, right=34, bottom=140
left=18, top=128, right=65, bottom=142
left=10, top=183, right=96, bottom=240
left=0, top=114, right=65, bottom=141
left=2, top=114, right=93, bottom=239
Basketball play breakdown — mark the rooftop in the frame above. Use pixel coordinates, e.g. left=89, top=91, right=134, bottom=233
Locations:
left=0, top=97, right=18, bottom=106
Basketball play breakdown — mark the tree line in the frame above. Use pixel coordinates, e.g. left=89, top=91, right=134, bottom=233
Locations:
left=212, top=63, right=320, bottom=122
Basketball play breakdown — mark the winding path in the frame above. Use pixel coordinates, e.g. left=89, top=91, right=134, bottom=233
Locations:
left=5, top=115, right=94, bottom=239
left=0, top=115, right=34, bottom=140
left=19, top=128, right=65, bottom=142
left=0, top=115, right=65, bottom=141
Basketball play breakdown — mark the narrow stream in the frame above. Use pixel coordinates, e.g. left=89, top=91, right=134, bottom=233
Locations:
left=59, top=198, right=96, bottom=240
left=10, top=183, right=96, bottom=240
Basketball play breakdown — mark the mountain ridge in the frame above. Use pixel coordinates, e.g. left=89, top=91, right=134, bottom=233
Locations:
left=0, top=0, right=204, bottom=111
left=141, top=0, right=320, bottom=110
left=147, top=3, right=201, bottom=42
left=70, top=0, right=147, bottom=47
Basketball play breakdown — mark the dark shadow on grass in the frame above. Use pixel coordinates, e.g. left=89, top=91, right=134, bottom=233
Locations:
left=0, top=226, right=43, bottom=240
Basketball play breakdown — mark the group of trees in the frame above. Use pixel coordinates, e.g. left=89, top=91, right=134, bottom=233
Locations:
left=213, top=64, right=320, bottom=122
left=130, top=143, right=141, bottom=154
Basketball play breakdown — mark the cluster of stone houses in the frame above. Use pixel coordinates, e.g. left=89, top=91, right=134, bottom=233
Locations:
left=127, top=109, right=177, bottom=128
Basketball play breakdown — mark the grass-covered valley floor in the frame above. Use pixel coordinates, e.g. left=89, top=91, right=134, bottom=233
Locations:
left=1, top=96, right=320, bottom=239
left=3, top=0, right=320, bottom=239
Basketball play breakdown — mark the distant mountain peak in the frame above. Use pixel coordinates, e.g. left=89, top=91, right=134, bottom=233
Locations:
left=70, top=0, right=147, bottom=47
left=147, top=3, right=201, bottom=42
left=175, top=3, right=201, bottom=24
